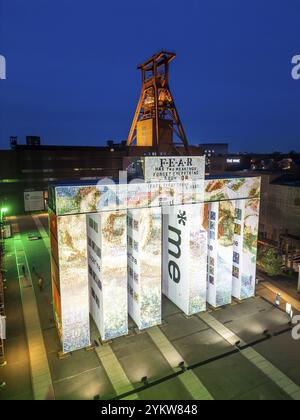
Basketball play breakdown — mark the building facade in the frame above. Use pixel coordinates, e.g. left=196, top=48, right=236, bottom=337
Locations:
left=0, top=143, right=127, bottom=214
left=0, top=141, right=203, bottom=215
left=259, top=174, right=300, bottom=243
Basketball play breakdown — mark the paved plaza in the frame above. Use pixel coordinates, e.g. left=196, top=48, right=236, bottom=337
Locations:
left=0, top=214, right=300, bottom=400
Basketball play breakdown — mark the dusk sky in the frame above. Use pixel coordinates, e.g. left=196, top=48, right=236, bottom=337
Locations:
left=0, top=0, right=299, bottom=152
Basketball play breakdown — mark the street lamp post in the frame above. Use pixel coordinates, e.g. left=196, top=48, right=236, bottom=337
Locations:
left=0, top=207, right=8, bottom=224
left=0, top=207, right=8, bottom=241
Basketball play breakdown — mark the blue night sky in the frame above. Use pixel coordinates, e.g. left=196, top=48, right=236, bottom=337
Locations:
left=0, top=0, right=299, bottom=152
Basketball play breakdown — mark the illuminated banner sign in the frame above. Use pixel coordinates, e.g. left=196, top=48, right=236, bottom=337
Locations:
left=57, top=214, right=90, bottom=353
left=125, top=156, right=205, bottom=182
left=226, top=158, right=241, bottom=164
left=144, top=156, right=205, bottom=182
left=24, top=190, right=45, bottom=212
left=128, top=208, right=162, bottom=330
left=50, top=176, right=260, bottom=216
left=204, top=177, right=261, bottom=203
left=153, top=156, right=207, bottom=316
left=207, top=201, right=235, bottom=307
left=232, top=199, right=260, bottom=300
left=48, top=158, right=261, bottom=354
left=87, top=212, right=128, bottom=341
left=163, top=204, right=207, bottom=315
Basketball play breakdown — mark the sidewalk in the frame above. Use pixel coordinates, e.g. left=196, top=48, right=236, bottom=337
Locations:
left=257, top=271, right=300, bottom=313
left=13, top=221, right=54, bottom=400
left=259, top=282, right=300, bottom=312
left=1, top=217, right=54, bottom=400
left=0, top=237, right=33, bottom=400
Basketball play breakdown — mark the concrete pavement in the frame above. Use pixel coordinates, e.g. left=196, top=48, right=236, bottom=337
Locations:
left=0, top=235, right=33, bottom=400
left=199, top=312, right=300, bottom=400
left=13, top=221, right=54, bottom=400
left=147, top=326, right=213, bottom=400
left=2, top=213, right=300, bottom=400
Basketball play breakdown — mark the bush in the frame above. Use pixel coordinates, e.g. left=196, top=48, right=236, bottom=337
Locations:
left=257, top=246, right=282, bottom=277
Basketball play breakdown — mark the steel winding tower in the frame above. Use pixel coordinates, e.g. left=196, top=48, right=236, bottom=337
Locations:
left=127, top=51, right=190, bottom=154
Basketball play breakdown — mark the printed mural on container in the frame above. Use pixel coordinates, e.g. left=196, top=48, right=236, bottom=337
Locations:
left=57, top=214, right=90, bottom=353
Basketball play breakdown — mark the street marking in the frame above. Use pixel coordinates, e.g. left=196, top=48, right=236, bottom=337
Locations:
left=147, top=326, right=214, bottom=400
left=199, top=312, right=300, bottom=400
left=95, top=345, right=139, bottom=400
left=90, top=323, right=138, bottom=400
left=32, top=215, right=50, bottom=254
left=53, top=366, right=101, bottom=385
left=13, top=227, right=54, bottom=400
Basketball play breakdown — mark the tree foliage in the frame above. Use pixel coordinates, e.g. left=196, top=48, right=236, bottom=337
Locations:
left=257, top=246, right=282, bottom=277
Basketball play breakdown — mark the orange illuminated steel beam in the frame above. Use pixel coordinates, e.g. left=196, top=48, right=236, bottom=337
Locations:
left=127, top=51, right=190, bottom=154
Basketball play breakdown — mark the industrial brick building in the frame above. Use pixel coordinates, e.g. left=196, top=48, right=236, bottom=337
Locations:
left=259, top=173, right=300, bottom=243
